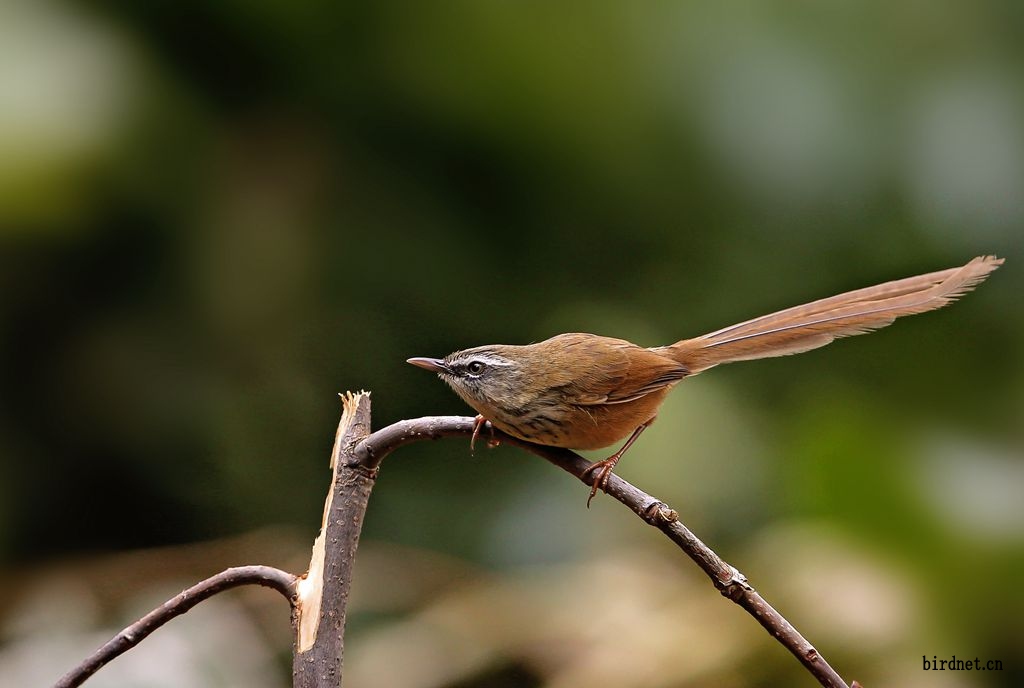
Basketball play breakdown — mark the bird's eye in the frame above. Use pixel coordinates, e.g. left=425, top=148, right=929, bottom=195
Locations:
left=466, top=360, right=486, bottom=376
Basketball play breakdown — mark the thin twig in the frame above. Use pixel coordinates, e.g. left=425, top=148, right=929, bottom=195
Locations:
left=354, top=415, right=854, bottom=688
left=53, top=565, right=297, bottom=688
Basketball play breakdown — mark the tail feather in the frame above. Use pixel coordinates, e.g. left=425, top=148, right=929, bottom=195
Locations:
left=665, top=255, right=1003, bottom=375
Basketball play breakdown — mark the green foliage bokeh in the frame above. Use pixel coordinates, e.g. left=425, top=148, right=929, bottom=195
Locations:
left=1, top=2, right=1021, bottom=686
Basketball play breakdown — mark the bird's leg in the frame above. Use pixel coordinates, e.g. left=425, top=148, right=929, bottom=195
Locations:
left=585, top=422, right=650, bottom=507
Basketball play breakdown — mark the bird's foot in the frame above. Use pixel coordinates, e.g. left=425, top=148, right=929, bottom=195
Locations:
left=583, top=456, right=621, bottom=508
left=470, top=415, right=498, bottom=453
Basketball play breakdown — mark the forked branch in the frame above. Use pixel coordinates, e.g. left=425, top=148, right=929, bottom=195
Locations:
left=54, top=396, right=856, bottom=688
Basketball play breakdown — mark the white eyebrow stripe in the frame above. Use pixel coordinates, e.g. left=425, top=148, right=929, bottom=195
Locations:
left=450, top=354, right=514, bottom=367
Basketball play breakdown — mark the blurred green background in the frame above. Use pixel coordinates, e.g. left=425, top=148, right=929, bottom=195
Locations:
left=1, top=1, right=1022, bottom=686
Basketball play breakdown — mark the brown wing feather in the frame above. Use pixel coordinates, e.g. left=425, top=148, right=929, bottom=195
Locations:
left=664, top=255, right=1002, bottom=374
left=541, top=333, right=687, bottom=405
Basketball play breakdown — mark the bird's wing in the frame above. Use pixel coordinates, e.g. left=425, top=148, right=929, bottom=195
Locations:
left=543, top=334, right=687, bottom=405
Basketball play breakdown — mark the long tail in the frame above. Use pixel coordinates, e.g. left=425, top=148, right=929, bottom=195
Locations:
left=663, top=255, right=1003, bottom=375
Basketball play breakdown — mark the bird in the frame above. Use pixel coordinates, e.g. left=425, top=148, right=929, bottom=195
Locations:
left=408, top=255, right=1002, bottom=504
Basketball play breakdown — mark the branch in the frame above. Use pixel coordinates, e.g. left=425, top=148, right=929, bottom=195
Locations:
left=53, top=393, right=378, bottom=688
left=293, top=391, right=375, bottom=687
left=354, top=415, right=854, bottom=688
left=53, top=402, right=856, bottom=688
left=53, top=565, right=297, bottom=688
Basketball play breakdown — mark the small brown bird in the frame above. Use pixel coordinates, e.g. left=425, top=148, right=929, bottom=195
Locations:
left=409, top=256, right=1002, bottom=503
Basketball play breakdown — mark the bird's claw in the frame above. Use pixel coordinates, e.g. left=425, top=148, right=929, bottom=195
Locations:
left=470, top=415, right=497, bottom=453
left=584, top=459, right=616, bottom=508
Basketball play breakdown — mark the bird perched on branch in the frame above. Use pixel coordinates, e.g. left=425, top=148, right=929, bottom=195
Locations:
left=409, top=255, right=1003, bottom=504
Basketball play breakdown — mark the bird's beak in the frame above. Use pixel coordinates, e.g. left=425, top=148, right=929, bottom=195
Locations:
left=406, top=357, right=450, bottom=374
